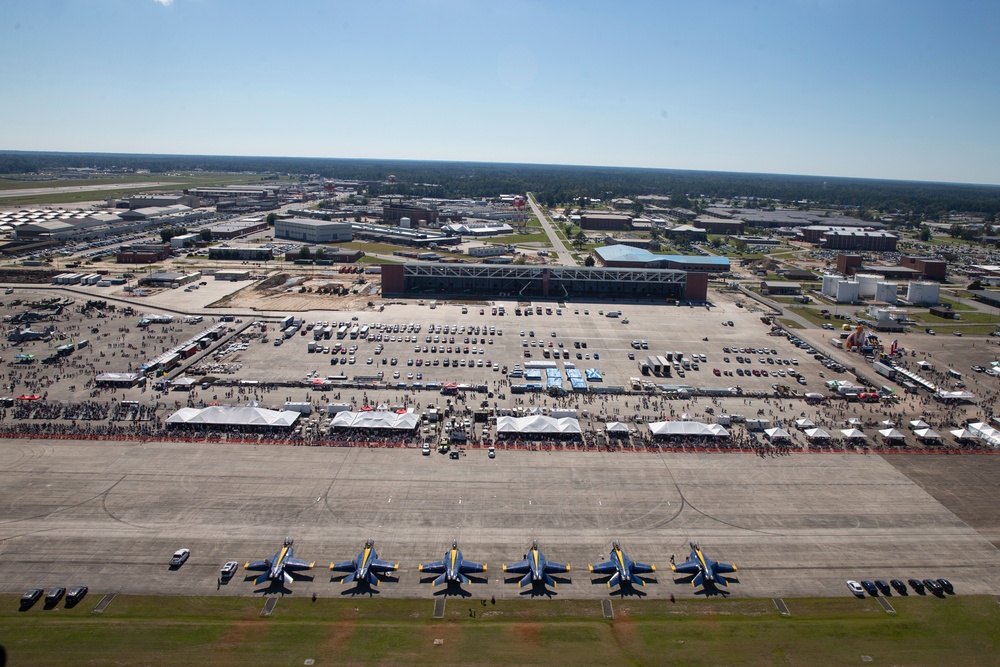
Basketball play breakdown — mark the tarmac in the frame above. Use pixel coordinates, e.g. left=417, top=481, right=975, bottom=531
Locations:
left=1, top=437, right=998, bottom=600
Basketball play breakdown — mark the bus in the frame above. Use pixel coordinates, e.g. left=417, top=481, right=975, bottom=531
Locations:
left=336, top=325, right=349, bottom=339
left=349, top=326, right=360, bottom=339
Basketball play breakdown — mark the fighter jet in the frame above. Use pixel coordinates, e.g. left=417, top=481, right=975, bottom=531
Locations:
left=503, top=540, right=570, bottom=589
left=670, top=542, right=737, bottom=589
left=244, top=538, right=315, bottom=586
left=588, top=541, right=656, bottom=590
left=329, top=539, right=398, bottom=586
left=419, top=540, right=487, bottom=586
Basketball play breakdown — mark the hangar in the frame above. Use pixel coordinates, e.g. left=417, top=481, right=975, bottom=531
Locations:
left=381, top=263, right=708, bottom=301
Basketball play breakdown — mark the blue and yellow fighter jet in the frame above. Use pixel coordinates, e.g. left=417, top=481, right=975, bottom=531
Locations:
left=588, top=541, right=657, bottom=589
left=419, top=540, right=487, bottom=586
left=670, top=542, right=738, bottom=589
left=329, top=539, right=399, bottom=586
left=244, top=538, right=315, bottom=586
left=503, top=540, right=571, bottom=589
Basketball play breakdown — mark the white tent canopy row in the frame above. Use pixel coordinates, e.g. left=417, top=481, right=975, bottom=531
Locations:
left=878, top=428, right=907, bottom=439
left=764, top=427, right=791, bottom=440
left=331, top=411, right=420, bottom=430
left=165, top=406, right=300, bottom=428
left=840, top=428, right=867, bottom=440
left=497, top=415, right=581, bottom=435
left=913, top=428, right=941, bottom=440
left=804, top=428, right=831, bottom=440
left=968, top=422, right=1000, bottom=448
left=605, top=421, right=630, bottom=433
left=648, top=421, right=730, bottom=438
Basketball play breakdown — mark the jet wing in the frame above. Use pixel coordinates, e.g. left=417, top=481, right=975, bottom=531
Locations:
left=589, top=560, right=617, bottom=575
left=285, top=558, right=314, bottom=571
left=330, top=560, right=358, bottom=572
left=244, top=559, right=269, bottom=572
left=503, top=559, right=530, bottom=574
left=670, top=560, right=702, bottom=575
left=714, top=562, right=737, bottom=575
left=458, top=559, right=486, bottom=574
left=370, top=558, right=398, bottom=572
left=419, top=560, right=445, bottom=574
left=544, top=561, right=570, bottom=574
left=632, top=562, right=656, bottom=575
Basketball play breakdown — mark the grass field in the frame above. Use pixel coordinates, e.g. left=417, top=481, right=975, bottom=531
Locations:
left=2, top=594, right=998, bottom=666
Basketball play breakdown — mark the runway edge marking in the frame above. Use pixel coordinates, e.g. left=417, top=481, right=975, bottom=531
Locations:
left=92, top=594, right=116, bottom=614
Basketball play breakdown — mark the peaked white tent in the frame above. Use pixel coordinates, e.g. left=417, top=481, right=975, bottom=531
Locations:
left=878, top=428, right=906, bottom=440
left=804, top=428, right=831, bottom=440
left=840, top=428, right=867, bottom=439
left=764, top=427, right=791, bottom=440
left=605, top=422, right=630, bottom=433
left=909, top=419, right=930, bottom=429
left=165, top=406, right=300, bottom=428
left=496, top=415, right=581, bottom=435
left=331, top=411, right=419, bottom=430
left=648, top=421, right=729, bottom=438
left=950, top=428, right=977, bottom=440
left=913, top=428, right=941, bottom=440
left=794, top=418, right=815, bottom=429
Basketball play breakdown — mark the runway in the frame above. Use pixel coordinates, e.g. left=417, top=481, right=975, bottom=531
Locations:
left=1, top=438, right=997, bottom=600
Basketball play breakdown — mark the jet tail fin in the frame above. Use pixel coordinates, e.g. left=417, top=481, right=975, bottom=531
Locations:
left=283, top=571, right=293, bottom=586
left=607, top=572, right=621, bottom=589
left=692, top=571, right=704, bottom=588
left=366, top=571, right=380, bottom=587
left=341, top=571, right=357, bottom=585
left=456, top=572, right=470, bottom=586
left=543, top=573, right=557, bottom=588
left=433, top=572, right=448, bottom=587
left=518, top=573, right=532, bottom=588
left=254, top=572, right=269, bottom=586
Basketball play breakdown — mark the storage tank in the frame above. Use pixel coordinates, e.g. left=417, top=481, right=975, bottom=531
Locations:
left=399, top=217, right=411, bottom=228
left=855, top=274, right=880, bottom=298
left=835, top=280, right=859, bottom=303
left=907, top=281, right=940, bottom=306
left=875, top=282, right=897, bottom=304
left=821, top=274, right=840, bottom=297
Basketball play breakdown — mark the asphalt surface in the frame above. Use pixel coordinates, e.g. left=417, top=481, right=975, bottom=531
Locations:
left=1, top=438, right=997, bottom=600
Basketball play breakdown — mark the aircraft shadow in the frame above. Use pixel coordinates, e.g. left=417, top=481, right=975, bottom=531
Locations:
left=589, top=575, right=654, bottom=598
left=504, top=575, right=571, bottom=598
left=333, top=573, right=400, bottom=597
left=431, top=582, right=473, bottom=598
left=673, top=574, right=739, bottom=598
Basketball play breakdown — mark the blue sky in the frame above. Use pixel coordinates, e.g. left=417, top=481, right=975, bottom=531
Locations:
left=2, top=0, right=999, bottom=184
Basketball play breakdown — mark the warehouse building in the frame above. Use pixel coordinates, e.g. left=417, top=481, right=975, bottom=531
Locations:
left=274, top=217, right=353, bottom=244
left=593, top=245, right=730, bottom=273
left=821, top=229, right=898, bottom=251
left=116, top=243, right=172, bottom=263
left=201, top=218, right=271, bottom=240
left=381, top=263, right=708, bottom=301
left=208, top=247, right=273, bottom=262
left=579, top=213, right=633, bottom=231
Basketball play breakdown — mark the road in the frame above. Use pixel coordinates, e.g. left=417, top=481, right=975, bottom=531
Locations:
left=526, top=193, right=576, bottom=266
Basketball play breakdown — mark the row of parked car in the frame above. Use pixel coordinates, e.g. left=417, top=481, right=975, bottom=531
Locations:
left=20, top=585, right=88, bottom=610
left=847, top=577, right=953, bottom=597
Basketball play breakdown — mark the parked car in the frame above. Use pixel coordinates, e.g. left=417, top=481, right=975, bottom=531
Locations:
left=923, top=578, right=944, bottom=594
left=890, top=579, right=908, bottom=595
left=220, top=562, right=238, bottom=579
left=874, top=580, right=891, bottom=595
left=846, top=580, right=865, bottom=597
left=907, top=578, right=925, bottom=594
left=169, top=548, right=190, bottom=567
left=66, top=586, right=89, bottom=604
left=936, top=578, right=954, bottom=594
left=860, top=580, right=878, bottom=596
left=45, top=587, right=66, bottom=606
left=20, top=588, right=43, bottom=608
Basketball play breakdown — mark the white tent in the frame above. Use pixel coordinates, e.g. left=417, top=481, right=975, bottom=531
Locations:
left=649, top=421, right=729, bottom=438
left=878, top=428, right=906, bottom=440
left=913, top=428, right=941, bottom=440
left=840, top=428, right=867, bottom=439
left=331, top=411, right=419, bottom=430
left=165, top=406, right=300, bottom=428
left=804, top=392, right=826, bottom=400
left=846, top=418, right=863, bottom=426
left=909, top=419, right=930, bottom=429
left=496, top=415, right=581, bottom=435
left=879, top=420, right=896, bottom=427
left=764, top=427, right=791, bottom=440
left=605, top=422, right=630, bottom=433
left=794, top=418, right=815, bottom=429
left=950, top=428, right=977, bottom=440
left=804, top=428, right=831, bottom=440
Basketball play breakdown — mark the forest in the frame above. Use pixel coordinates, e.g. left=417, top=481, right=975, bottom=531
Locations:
left=2, top=150, right=999, bottom=220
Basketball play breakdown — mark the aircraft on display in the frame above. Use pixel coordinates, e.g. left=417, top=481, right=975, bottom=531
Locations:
left=419, top=540, right=487, bottom=586
left=670, top=542, right=738, bottom=589
left=503, top=540, right=571, bottom=589
left=588, top=541, right=657, bottom=590
left=244, top=538, right=315, bottom=586
left=330, top=539, right=398, bottom=586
